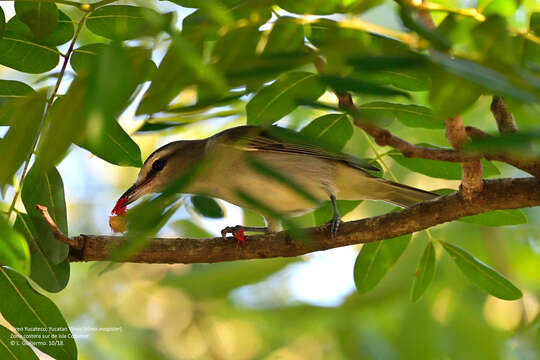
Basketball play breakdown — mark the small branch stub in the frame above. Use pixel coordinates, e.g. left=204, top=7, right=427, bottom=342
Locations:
left=444, top=117, right=484, bottom=199
left=35, top=205, right=80, bottom=249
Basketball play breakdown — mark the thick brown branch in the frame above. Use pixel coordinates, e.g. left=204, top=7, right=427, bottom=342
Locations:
left=38, top=178, right=539, bottom=264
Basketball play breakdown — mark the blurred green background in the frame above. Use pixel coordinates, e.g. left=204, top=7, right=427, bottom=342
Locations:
left=1, top=0, right=540, bottom=359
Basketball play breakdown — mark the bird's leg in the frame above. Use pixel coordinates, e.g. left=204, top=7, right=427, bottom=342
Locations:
left=221, top=225, right=269, bottom=247
left=324, top=194, right=342, bottom=239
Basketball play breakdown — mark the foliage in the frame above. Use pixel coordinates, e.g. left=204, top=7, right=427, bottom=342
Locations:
left=0, top=0, right=539, bottom=359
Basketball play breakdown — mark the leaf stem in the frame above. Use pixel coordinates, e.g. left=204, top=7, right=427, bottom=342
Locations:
left=89, top=0, right=117, bottom=10
left=6, top=13, right=89, bottom=222
left=360, top=130, right=399, bottom=182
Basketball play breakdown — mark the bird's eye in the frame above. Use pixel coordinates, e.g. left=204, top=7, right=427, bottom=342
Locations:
left=152, top=159, right=166, bottom=172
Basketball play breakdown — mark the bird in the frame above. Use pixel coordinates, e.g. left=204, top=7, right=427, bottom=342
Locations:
left=112, top=125, right=438, bottom=243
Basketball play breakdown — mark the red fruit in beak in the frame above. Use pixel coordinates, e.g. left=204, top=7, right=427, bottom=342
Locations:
left=111, top=196, right=128, bottom=216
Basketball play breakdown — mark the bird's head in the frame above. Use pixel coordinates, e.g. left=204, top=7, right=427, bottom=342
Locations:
left=112, top=140, right=204, bottom=215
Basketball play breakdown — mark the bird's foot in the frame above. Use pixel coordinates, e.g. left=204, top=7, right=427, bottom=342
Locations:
left=323, top=214, right=342, bottom=239
left=221, top=225, right=269, bottom=247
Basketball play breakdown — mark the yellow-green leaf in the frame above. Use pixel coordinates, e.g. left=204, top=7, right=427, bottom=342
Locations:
left=410, top=241, right=436, bottom=302
left=0, top=267, right=77, bottom=359
left=354, top=234, right=411, bottom=294
left=440, top=241, right=522, bottom=300
left=246, top=71, right=326, bottom=125
left=14, top=212, right=69, bottom=292
left=0, top=217, right=30, bottom=275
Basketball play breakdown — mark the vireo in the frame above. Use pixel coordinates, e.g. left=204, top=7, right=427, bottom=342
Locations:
left=113, top=125, right=438, bottom=241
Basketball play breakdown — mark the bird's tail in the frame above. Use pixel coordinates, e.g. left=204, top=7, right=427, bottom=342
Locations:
left=336, top=164, right=439, bottom=207
left=375, top=179, right=439, bottom=208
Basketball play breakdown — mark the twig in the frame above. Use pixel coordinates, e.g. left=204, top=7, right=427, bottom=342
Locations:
left=491, top=96, right=518, bottom=134
left=35, top=178, right=540, bottom=263
left=35, top=205, right=79, bottom=248
left=465, top=126, right=540, bottom=177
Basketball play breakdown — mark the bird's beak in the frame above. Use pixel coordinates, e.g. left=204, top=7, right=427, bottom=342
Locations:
left=112, top=179, right=151, bottom=215
left=119, top=184, right=139, bottom=206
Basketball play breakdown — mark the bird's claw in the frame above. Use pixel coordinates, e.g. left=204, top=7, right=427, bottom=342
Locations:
left=324, top=215, right=342, bottom=239
left=221, top=225, right=247, bottom=247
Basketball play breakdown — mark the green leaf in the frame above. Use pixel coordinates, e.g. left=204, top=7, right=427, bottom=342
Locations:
left=354, top=234, right=411, bottom=294
left=300, top=113, right=353, bottom=151
left=0, top=325, right=39, bottom=360
left=71, top=43, right=155, bottom=84
left=211, top=22, right=312, bottom=87
left=440, top=241, right=522, bottom=300
left=0, top=217, right=30, bottom=275
left=7, top=11, right=74, bottom=46
left=0, top=80, right=35, bottom=126
left=14, top=212, right=70, bottom=293
left=357, top=102, right=442, bottom=129
left=466, top=131, right=540, bottom=155
left=0, top=267, right=77, bottom=359
left=161, top=258, right=299, bottom=299
left=321, top=75, right=410, bottom=98
left=0, top=90, right=46, bottom=188
left=40, top=45, right=148, bottom=169
left=430, top=52, right=540, bottom=104
left=264, top=17, right=305, bottom=55
left=85, top=44, right=150, bottom=119
left=191, top=195, right=224, bottom=218
left=86, top=5, right=166, bottom=40
left=277, top=0, right=341, bottom=14
left=308, top=19, right=413, bottom=73
left=0, top=7, right=5, bottom=38
left=246, top=71, right=326, bottom=125
left=35, top=76, right=87, bottom=170
left=212, top=25, right=263, bottom=85
left=472, top=16, right=518, bottom=66
left=429, top=69, right=483, bottom=119
left=41, top=10, right=73, bottom=46
left=459, top=209, right=528, bottom=227
left=277, top=0, right=380, bottom=15
left=351, top=67, right=430, bottom=92
left=171, top=219, right=213, bottom=238
left=137, top=35, right=225, bottom=114
left=243, top=208, right=266, bottom=227
left=21, top=165, right=69, bottom=264
left=399, top=6, right=450, bottom=51
left=76, top=118, right=142, bottom=167
left=0, top=32, right=59, bottom=73
left=390, top=151, right=500, bottom=180
left=531, top=13, right=540, bottom=37
left=70, top=43, right=107, bottom=73
left=410, top=241, right=436, bottom=302
left=15, top=1, right=58, bottom=41
left=182, top=3, right=269, bottom=46
left=478, top=0, right=518, bottom=17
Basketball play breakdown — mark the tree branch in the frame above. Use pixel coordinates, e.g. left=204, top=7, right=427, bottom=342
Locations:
left=37, top=178, right=539, bottom=264
left=465, top=127, right=540, bottom=177
left=444, top=116, right=483, bottom=198
left=491, top=96, right=518, bottom=134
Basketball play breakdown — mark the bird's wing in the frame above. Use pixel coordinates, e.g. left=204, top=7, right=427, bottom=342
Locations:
left=210, top=125, right=381, bottom=172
